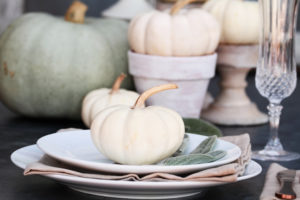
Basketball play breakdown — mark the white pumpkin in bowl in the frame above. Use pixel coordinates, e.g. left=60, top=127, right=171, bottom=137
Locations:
left=203, top=0, right=260, bottom=45
left=91, top=84, right=185, bottom=165
left=82, top=74, right=140, bottom=127
left=128, top=0, right=221, bottom=57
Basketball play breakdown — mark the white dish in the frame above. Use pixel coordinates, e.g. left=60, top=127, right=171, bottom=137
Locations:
left=11, top=145, right=262, bottom=200
left=37, top=130, right=241, bottom=174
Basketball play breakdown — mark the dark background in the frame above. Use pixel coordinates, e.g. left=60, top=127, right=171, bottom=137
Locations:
left=24, top=0, right=300, bottom=30
left=25, top=0, right=118, bottom=17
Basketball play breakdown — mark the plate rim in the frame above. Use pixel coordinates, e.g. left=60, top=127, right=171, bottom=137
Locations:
left=36, top=130, right=241, bottom=174
left=10, top=144, right=262, bottom=188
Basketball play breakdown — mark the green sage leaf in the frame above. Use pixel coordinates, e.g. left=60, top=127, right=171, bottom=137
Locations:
left=160, top=150, right=226, bottom=166
left=190, top=135, right=217, bottom=154
left=183, top=118, right=222, bottom=137
left=205, top=150, right=227, bottom=160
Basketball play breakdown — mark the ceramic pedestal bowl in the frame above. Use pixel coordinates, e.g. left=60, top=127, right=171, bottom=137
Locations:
left=202, top=45, right=268, bottom=126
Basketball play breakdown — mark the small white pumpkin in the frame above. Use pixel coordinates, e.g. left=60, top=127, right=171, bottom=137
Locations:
left=91, top=84, right=185, bottom=165
left=82, top=74, right=140, bottom=127
left=128, top=0, right=221, bottom=57
left=203, top=0, right=260, bottom=44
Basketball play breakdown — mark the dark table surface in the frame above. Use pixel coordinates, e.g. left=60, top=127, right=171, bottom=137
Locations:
left=1, top=76, right=300, bottom=200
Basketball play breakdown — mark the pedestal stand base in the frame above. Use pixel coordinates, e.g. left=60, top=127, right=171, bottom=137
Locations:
left=201, top=45, right=268, bottom=126
left=202, top=102, right=268, bottom=126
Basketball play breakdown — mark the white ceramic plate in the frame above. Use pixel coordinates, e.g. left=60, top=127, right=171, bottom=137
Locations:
left=11, top=145, right=262, bottom=200
left=37, top=130, right=241, bottom=174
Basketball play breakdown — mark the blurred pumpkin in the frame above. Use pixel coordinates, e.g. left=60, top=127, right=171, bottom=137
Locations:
left=82, top=73, right=141, bottom=127
left=128, top=0, right=221, bottom=57
left=203, top=0, right=260, bottom=44
left=0, top=1, right=132, bottom=119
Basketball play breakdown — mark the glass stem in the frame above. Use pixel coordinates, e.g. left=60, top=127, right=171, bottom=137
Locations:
left=265, top=103, right=283, bottom=151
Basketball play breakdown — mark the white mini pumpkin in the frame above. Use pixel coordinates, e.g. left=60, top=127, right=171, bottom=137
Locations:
left=91, top=84, right=185, bottom=165
left=128, top=0, right=221, bottom=57
left=82, top=74, right=140, bottom=127
left=203, top=0, right=260, bottom=44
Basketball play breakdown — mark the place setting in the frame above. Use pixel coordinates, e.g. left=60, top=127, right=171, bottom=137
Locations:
left=11, top=83, right=261, bottom=199
left=11, top=130, right=260, bottom=199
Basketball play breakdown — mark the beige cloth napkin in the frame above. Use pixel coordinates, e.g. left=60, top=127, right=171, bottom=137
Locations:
left=260, top=163, right=300, bottom=200
left=24, top=129, right=251, bottom=183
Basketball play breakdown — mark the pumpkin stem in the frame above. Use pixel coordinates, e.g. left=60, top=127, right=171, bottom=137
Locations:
left=65, top=1, right=88, bottom=24
left=132, top=84, right=178, bottom=109
left=170, top=0, right=200, bottom=15
left=110, top=73, right=127, bottom=94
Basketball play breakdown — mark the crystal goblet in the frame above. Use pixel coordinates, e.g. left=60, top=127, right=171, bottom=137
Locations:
left=253, top=0, right=300, bottom=161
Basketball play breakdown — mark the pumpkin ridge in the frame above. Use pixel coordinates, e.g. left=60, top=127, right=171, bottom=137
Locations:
left=122, top=108, right=135, bottom=164
left=168, top=14, right=173, bottom=57
left=185, top=11, right=200, bottom=56
left=91, top=107, right=115, bottom=155
left=89, top=25, right=118, bottom=77
left=185, top=14, right=193, bottom=57
left=158, top=106, right=184, bottom=154
left=146, top=12, right=170, bottom=56
left=89, top=93, right=110, bottom=125
left=0, top=14, right=34, bottom=47
left=223, top=0, right=234, bottom=43
left=96, top=107, right=124, bottom=158
left=144, top=12, right=156, bottom=55
left=200, top=11, right=218, bottom=54
left=82, top=90, right=105, bottom=126
left=205, top=0, right=228, bottom=43
left=17, top=16, right=58, bottom=115
left=150, top=108, right=172, bottom=160
left=202, top=12, right=213, bottom=54
left=128, top=13, right=142, bottom=53
left=87, top=21, right=127, bottom=86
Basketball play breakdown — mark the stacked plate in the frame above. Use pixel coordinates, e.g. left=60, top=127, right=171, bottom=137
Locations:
left=11, top=130, right=262, bottom=199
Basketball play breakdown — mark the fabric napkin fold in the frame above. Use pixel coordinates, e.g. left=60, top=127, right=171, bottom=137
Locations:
left=260, top=163, right=300, bottom=200
left=24, top=129, right=251, bottom=183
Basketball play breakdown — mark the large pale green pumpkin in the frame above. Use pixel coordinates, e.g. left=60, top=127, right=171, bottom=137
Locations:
left=0, top=4, right=132, bottom=119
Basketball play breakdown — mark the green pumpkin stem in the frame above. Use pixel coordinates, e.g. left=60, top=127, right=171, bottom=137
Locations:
left=65, top=1, right=88, bottom=24
left=132, top=84, right=178, bottom=109
left=170, top=0, right=200, bottom=15
left=110, top=73, right=127, bottom=94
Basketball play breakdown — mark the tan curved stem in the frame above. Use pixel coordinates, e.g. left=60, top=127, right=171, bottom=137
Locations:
left=132, top=84, right=178, bottom=109
left=170, top=0, right=200, bottom=15
left=110, top=73, right=127, bottom=94
left=65, top=1, right=88, bottom=24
